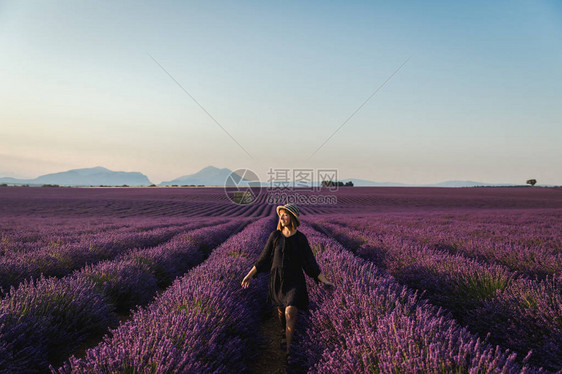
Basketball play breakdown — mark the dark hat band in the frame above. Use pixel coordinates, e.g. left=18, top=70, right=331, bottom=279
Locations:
left=276, top=203, right=300, bottom=223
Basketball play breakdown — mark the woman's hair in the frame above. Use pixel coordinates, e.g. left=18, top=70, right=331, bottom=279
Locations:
left=276, top=209, right=300, bottom=231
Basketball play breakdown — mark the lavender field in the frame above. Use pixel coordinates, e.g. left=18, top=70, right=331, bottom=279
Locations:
left=0, top=186, right=561, bottom=373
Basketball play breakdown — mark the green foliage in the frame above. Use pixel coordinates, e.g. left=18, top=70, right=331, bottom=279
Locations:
left=321, top=180, right=354, bottom=187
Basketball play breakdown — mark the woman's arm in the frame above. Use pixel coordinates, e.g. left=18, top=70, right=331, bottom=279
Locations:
left=301, top=234, right=333, bottom=287
left=242, top=231, right=277, bottom=289
left=241, top=266, right=257, bottom=289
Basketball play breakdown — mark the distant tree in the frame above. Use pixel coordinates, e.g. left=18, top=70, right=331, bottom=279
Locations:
left=149, top=184, right=157, bottom=187
left=526, top=179, right=537, bottom=187
left=321, top=180, right=354, bottom=187
left=0, top=184, right=7, bottom=187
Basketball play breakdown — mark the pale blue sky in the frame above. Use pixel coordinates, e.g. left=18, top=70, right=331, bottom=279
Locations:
left=1, top=1, right=561, bottom=184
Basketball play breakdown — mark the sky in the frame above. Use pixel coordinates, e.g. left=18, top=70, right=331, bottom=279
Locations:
left=1, top=0, right=561, bottom=185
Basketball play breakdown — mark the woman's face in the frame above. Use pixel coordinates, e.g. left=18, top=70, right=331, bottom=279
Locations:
left=279, top=209, right=292, bottom=228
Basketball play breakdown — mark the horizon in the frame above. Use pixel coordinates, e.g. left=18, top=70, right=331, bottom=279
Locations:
left=1, top=1, right=561, bottom=185
left=0, top=164, right=553, bottom=187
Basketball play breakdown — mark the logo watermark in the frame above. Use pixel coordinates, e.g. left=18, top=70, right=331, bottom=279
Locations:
left=224, top=169, right=262, bottom=205
left=265, top=168, right=340, bottom=191
left=266, top=192, right=337, bottom=205
left=224, top=168, right=340, bottom=205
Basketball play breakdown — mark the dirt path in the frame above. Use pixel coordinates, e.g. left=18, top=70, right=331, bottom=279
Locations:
left=250, top=307, right=288, bottom=374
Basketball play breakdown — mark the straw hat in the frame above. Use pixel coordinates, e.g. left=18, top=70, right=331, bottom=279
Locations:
left=276, top=203, right=300, bottom=225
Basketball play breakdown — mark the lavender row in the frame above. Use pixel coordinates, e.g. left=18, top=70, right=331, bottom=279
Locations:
left=0, top=219, right=247, bottom=373
left=0, top=216, right=216, bottom=258
left=289, top=223, right=537, bottom=373
left=78, top=219, right=250, bottom=311
left=0, top=218, right=225, bottom=292
left=0, top=216, right=205, bottom=256
left=323, top=210, right=562, bottom=278
left=53, top=216, right=276, bottom=373
left=311, top=218, right=561, bottom=371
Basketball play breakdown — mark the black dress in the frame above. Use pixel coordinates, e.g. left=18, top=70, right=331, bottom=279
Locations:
left=254, top=230, right=321, bottom=310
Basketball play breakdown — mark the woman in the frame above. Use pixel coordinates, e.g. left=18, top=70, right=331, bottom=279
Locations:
left=241, top=203, right=333, bottom=356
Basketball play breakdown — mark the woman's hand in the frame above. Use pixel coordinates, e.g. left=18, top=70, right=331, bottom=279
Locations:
left=241, top=266, right=257, bottom=289
left=318, top=273, right=334, bottom=288
left=241, top=275, right=252, bottom=289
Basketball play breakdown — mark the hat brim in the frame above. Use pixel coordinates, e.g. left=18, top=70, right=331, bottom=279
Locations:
left=276, top=206, right=300, bottom=224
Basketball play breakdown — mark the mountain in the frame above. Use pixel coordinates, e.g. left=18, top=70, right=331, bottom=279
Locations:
left=159, top=166, right=234, bottom=186
left=0, top=166, right=152, bottom=186
left=0, top=165, right=530, bottom=188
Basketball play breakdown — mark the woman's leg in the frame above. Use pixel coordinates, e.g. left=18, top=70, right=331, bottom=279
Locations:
left=285, top=305, right=298, bottom=353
